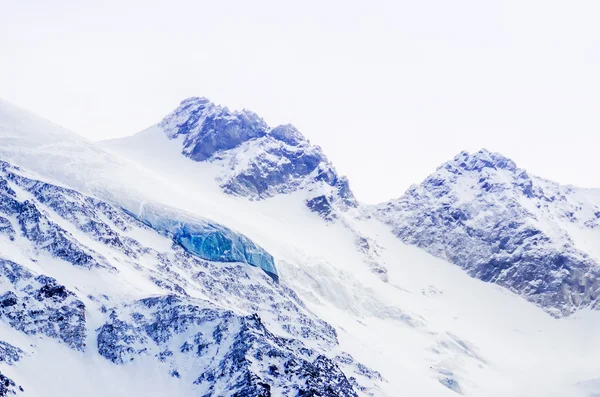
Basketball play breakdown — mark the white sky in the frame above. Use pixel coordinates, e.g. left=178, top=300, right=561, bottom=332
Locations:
left=1, top=0, right=599, bottom=204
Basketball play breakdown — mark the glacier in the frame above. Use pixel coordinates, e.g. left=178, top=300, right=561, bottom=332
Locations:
left=129, top=203, right=278, bottom=281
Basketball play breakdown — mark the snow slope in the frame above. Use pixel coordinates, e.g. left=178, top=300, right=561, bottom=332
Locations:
left=0, top=98, right=598, bottom=396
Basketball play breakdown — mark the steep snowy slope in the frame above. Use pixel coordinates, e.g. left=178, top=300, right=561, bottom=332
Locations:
left=375, top=149, right=600, bottom=317
left=0, top=98, right=599, bottom=397
left=0, top=158, right=378, bottom=396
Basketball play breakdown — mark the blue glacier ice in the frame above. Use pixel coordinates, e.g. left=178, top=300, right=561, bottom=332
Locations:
left=129, top=204, right=278, bottom=281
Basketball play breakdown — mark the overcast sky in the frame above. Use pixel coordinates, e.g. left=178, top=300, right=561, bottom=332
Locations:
left=1, top=0, right=599, bottom=203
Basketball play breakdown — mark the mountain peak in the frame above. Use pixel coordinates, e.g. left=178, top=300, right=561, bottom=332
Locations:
left=376, top=146, right=600, bottom=317
left=162, top=97, right=311, bottom=148
left=449, top=149, right=517, bottom=173
left=154, top=97, right=355, bottom=214
left=159, top=96, right=268, bottom=160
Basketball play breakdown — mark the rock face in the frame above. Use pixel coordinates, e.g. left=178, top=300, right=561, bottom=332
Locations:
left=0, top=259, right=87, bottom=351
left=0, top=161, right=112, bottom=270
left=0, top=157, right=381, bottom=396
left=0, top=342, right=22, bottom=366
left=0, top=338, right=23, bottom=396
left=158, top=97, right=356, bottom=217
left=375, top=149, right=600, bottom=317
left=161, top=97, right=270, bottom=163
left=97, top=295, right=359, bottom=397
left=0, top=372, right=22, bottom=397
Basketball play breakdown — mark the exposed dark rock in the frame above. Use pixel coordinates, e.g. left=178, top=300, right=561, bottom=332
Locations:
left=0, top=341, right=23, bottom=366
left=0, top=258, right=86, bottom=350
left=0, top=372, right=22, bottom=397
left=375, top=149, right=600, bottom=316
left=96, top=296, right=359, bottom=396
left=158, top=97, right=357, bottom=218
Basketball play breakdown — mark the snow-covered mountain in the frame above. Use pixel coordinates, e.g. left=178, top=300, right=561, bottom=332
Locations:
left=108, top=97, right=356, bottom=220
left=0, top=173, right=368, bottom=395
left=1, top=97, right=599, bottom=397
left=374, top=149, right=600, bottom=318
left=0, top=112, right=379, bottom=396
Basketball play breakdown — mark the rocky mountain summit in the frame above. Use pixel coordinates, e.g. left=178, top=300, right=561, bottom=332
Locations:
left=375, top=149, right=600, bottom=317
left=158, top=97, right=356, bottom=218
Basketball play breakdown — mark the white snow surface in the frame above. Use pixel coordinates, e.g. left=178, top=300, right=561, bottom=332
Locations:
left=0, top=98, right=599, bottom=396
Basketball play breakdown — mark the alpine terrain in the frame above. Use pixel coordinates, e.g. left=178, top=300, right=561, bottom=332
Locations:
left=0, top=97, right=598, bottom=397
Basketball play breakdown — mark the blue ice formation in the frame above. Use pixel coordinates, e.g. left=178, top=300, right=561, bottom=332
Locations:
left=132, top=204, right=278, bottom=281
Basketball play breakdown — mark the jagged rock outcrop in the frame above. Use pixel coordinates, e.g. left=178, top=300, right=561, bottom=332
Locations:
left=0, top=372, right=22, bottom=397
left=97, top=295, right=359, bottom=397
left=0, top=342, right=22, bottom=366
left=0, top=259, right=86, bottom=350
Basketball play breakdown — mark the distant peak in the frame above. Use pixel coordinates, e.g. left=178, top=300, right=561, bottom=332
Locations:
left=451, top=149, right=517, bottom=172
